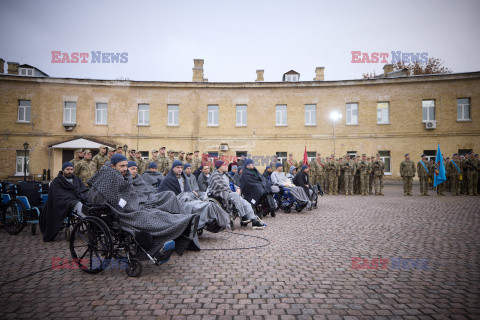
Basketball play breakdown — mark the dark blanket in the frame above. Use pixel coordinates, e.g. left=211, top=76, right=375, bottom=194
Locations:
left=293, top=170, right=310, bottom=197
left=87, top=166, right=199, bottom=258
left=40, top=171, right=88, bottom=242
left=142, top=171, right=164, bottom=187
left=197, top=173, right=209, bottom=192
left=158, top=170, right=192, bottom=195
left=240, top=167, right=271, bottom=204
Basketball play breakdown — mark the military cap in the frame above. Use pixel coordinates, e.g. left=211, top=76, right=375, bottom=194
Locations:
left=84, top=149, right=92, bottom=154
left=75, top=149, right=83, bottom=154
left=203, top=151, right=209, bottom=154
left=128, top=149, right=136, bottom=152
left=362, top=153, right=366, bottom=156
left=194, top=150, right=200, bottom=153
left=376, top=153, right=380, bottom=156
left=135, top=150, right=142, bottom=154
left=289, top=153, right=293, bottom=156
left=179, top=150, right=185, bottom=154
left=98, top=145, right=108, bottom=149
left=160, top=146, right=166, bottom=150
left=187, top=152, right=193, bottom=155
left=370, top=156, right=375, bottom=158
left=116, top=145, right=123, bottom=149
left=152, top=149, right=159, bottom=153
left=168, top=150, right=175, bottom=154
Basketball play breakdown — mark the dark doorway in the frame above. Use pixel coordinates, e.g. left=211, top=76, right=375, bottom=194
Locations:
left=62, top=149, right=74, bottom=163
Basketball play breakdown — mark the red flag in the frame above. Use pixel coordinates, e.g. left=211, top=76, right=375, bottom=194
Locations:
left=303, top=146, right=308, bottom=166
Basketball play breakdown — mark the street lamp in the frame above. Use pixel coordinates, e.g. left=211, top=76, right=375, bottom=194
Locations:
left=329, top=112, right=342, bottom=155
left=123, top=144, right=128, bottom=156
left=23, top=142, right=29, bottom=182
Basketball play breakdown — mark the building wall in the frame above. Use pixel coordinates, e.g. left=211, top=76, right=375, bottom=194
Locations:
left=0, top=73, right=479, bottom=180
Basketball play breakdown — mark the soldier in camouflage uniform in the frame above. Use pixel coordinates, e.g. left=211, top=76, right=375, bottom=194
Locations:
left=127, top=149, right=136, bottom=162
left=74, top=149, right=96, bottom=186
left=192, top=150, right=202, bottom=173
left=149, top=149, right=161, bottom=168
left=354, top=155, right=361, bottom=194
left=69, top=149, right=84, bottom=167
left=92, top=145, right=108, bottom=172
left=327, top=155, right=340, bottom=195
left=473, top=153, right=479, bottom=196
left=284, top=153, right=299, bottom=173
left=417, top=154, right=431, bottom=196
left=324, top=156, right=330, bottom=193
left=185, top=152, right=194, bottom=167
left=342, top=155, right=356, bottom=195
left=445, top=157, right=451, bottom=191
left=338, top=156, right=346, bottom=194
left=400, top=153, right=415, bottom=196
left=135, top=151, right=147, bottom=175
left=465, top=152, right=478, bottom=196
left=368, top=156, right=375, bottom=195
left=448, top=153, right=462, bottom=196
left=166, top=150, right=176, bottom=168
left=178, top=150, right=185, bottom=162
left=359, top=154, right=371, bottom=196
left=372, top=154, right=385, bottom=195
left=114, top=145, right=124, bottom=154
left=157, top=147, right=168, bottom=173
left=310, top=153, right=325, bottom=191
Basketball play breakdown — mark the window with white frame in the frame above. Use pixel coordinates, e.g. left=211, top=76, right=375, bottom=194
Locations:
left=307, top=151, right=316, bottom=163
left=285, top=74, right=298, bottom=82
left=63, top=102, right=76, bottom=124
left=208, top=105, right=219, bottom=126
left=422, top=100, right=435, bottom=122
left=95, top=103, right=107, bottom=125
left=167, top=105, right=179, bottom=126
left=138, top=104, right=149, bottom=125
left=377, top=102, right=389, bottom=124
left=346, top=103, right=358, bottom=125
left=18, top=100, right=31, bottom=123
left=19, top=68, right=34, bottom=76
left=305, top=104, right=316, bottom=126
left=457, top=98, right=470, bottom=121
left=276, top=152, right=287, bottom=165
left=276, top=105, right=287, bottom=126
left=16, top=150, right=29, bottom=175
left=378, top=150, right=391, bottom=175
left=236, top=105, right=247, bottom=126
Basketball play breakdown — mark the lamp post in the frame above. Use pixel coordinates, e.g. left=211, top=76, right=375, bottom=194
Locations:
left=329, top=112, right=342, bottom=155
left=123, top=144, right=128, bottom=156
left=23, top=142, right=29, bottom=182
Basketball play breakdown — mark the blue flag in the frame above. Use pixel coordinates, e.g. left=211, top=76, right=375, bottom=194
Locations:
left=433, top=144, right=447, bottom=187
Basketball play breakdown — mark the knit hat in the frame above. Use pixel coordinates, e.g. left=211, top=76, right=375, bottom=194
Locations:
left=148, top=162, right=157, bottom=169
left=184, top=163, right=192, bottom=169
left=128, top=161, right=137, bottom=168
left=172, top=160, right=183, bottom=168
left=62, top=162, right=74, bottom=170
left=215, top=160, right=225, bottom=169
left=276, top=162, right=283, bottom=169
left=110, top=153, right=127, bottom=165
left=244, top=159, right=254, bottom=166
left=301, top=164, right=308, bottom=171
left=266, top=165, right=271, bottom=170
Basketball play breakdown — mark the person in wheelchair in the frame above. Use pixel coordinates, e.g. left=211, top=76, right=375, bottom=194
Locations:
left=209, top=161, right=265, bottom=229
left=158, top=160, right=231, bottom=233
left=87, top=154, right=201, bottom=261
left=40, top=162, right=89, bottom=242
left=293, top=165, right=321, bottom=209
left=183, top=163, right=204, bottom=198
left=141, top=162, right=164, bottom=187
left=270, top=163, right=311, bottom=209
left=240, top=159, right=276, bottom=219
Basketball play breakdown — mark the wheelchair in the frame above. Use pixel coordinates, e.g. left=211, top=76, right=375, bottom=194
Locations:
left=272, top=186, right=310, bottom=213
left=1, top=181, right=47, bottom=235
left=253, top=192, right=276, bottom=218
left=68, top=204, right=177, bottom=277
left=205, top=192, right=239, bottom=233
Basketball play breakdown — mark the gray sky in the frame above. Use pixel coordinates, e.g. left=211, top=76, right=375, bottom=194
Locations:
left=1, top=0, right=479, bottom=82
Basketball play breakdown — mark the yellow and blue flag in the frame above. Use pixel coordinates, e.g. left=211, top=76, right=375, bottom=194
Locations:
left=433, top=143, right=447, bottom=187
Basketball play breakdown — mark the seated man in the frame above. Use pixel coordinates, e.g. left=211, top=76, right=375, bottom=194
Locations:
left=293, top=165, right=319, bottom=207
left=183, top=163, right=202, bottom=196
left=40, top=162, right=88, bottom=242
left=270, top=162, right=310, bottom=208
left=286, top=166, right=297, bottom=180
left=228, top=165, right=238, bottom=179
left=158, top=160, right=230, bottom=232
left=209, top=161, right=265, bottom=229
left=142, top=162, right=164, bottom=187
left=240, top=159, right=275, bottom=211
left=87, top=154, right=201, bottom=261
left=197, top=165, right=211, bottom=192
left=233, top=166, right=243, bottom=187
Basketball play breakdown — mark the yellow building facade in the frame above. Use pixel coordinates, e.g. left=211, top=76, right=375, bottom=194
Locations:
left=0, top=62, right=479, bottom=180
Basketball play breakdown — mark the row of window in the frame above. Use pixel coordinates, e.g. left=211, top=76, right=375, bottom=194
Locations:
left=16, top=98, right=472, bottom=126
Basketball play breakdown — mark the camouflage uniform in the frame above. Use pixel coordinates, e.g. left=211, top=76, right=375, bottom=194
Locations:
left=464, top=155, right=478, bottom=196
left=359, top=157, right=371, bottom=196
left=74, top=154, right=96, bottom=186
left=448, top=157, right=462, bottom=195
left=417, top=158, right=431, bottom=196
left=353, top=158, right=361, bottom=194
left=327, top=159, right=340, bottom=195
left=192, top=156, right=202, bottom=173
left=342, top=158, right=356, bottom=195
left=368, top=157, right=375, bottom=195
left=135, top=157, right=147, bottom=175
left=372, top=158, right=385, bottom=195
left=92, top=150, right=108, bottom=172
left=400, top=157, right=416, bottom=196
left=445, top=158, right=452, bottom=191
left=284, top=157, right=299, bottom=174
left=310, top=157, right=326, bottom=191
left=69, top=148, right=83, bottom=167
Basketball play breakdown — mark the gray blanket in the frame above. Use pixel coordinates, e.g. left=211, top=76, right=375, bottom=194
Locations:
left=142, top=171, right=164, bottom=187
left=87, top=166, right=200, bottom=259
left=176, top=192, right=230, bottom=230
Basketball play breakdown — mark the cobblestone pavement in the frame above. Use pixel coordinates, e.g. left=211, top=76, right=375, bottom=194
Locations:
left=1, top=185, right=479, bottom=319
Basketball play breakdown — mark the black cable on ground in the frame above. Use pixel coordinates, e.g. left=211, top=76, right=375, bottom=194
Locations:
left=200, top=230, right=271, bottom=251
left=0, top=267, right=52, bottom=287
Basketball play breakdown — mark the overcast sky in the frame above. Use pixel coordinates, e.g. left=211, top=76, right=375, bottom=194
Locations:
left=1, top=0, right=479, bottom=82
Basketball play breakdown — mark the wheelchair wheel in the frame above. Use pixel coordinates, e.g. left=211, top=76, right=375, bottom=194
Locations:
left=70, top=216, right=113, bottom=274
left=3, top=199, right=27, bottom=235
left=283, top=206, right=292, bottom=213
left=126, top=258, right=142, bottom=277
left=294, top=202, right=304, bottom=212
